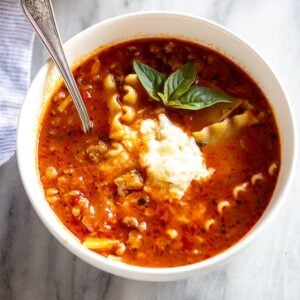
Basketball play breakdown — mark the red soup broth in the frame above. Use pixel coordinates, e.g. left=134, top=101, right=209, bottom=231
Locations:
left=38, top=38, right=280, bottom=267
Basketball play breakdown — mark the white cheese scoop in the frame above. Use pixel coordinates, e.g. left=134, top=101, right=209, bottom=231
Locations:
left=139, top=114, right=214, bottom=200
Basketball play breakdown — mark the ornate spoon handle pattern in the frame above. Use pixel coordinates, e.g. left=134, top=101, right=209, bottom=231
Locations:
left=21, top=0, right=93, bottom=133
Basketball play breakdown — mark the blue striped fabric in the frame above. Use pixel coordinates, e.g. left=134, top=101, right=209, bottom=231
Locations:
left=0, top=0, right=34, bottom=165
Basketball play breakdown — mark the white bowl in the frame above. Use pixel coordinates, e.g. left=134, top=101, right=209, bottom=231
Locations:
left=17, top=12, right=297, bottom=281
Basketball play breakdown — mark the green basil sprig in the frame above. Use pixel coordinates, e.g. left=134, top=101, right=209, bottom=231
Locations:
left=133, top=60, right=232, bottom=110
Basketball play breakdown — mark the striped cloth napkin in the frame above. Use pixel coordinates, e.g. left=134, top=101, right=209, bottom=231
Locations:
left=0, top=0, right=34, bottom=165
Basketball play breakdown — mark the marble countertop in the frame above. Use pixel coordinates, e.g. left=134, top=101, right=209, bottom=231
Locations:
left=1, top=0, right=300, bottom=299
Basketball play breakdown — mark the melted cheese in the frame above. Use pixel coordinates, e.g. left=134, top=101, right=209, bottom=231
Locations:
left=139, top=114, right=213, bottom=200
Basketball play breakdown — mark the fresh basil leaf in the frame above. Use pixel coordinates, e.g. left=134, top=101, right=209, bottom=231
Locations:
left=167, top=86, right=232, bottom=110
left=163, top=61, right=197, bottom=101
left=133, top=60, right=232, bottom=112
left=133, top=60, right=166, bottom=101
left=157, top=92, right=168, bottom=105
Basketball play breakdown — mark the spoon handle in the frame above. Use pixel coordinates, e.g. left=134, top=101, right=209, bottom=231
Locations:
left=21, top=0, right=93, bottom=133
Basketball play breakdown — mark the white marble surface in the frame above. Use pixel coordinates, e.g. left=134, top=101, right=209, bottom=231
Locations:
left=1, top=0, right=300, bottom=299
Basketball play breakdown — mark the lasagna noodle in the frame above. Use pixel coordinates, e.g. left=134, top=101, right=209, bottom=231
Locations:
left=193, top=110, right=258, bottom=144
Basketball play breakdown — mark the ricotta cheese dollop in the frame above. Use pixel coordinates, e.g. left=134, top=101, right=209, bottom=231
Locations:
left=139, top=114, right=214, bottom=201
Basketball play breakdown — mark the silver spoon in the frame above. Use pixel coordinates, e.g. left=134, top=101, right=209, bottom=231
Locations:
left=21, top=0, right=93, bottom=133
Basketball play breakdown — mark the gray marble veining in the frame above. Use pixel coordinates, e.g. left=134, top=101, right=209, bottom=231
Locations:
left=1, top=0, right=300, bottom=299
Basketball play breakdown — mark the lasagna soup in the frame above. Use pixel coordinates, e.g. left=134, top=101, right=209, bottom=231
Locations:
left=38, top=38, right=280, bottom=267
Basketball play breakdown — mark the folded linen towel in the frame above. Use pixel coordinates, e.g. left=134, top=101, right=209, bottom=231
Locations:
left=0, top=0, right=34, bottom=165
